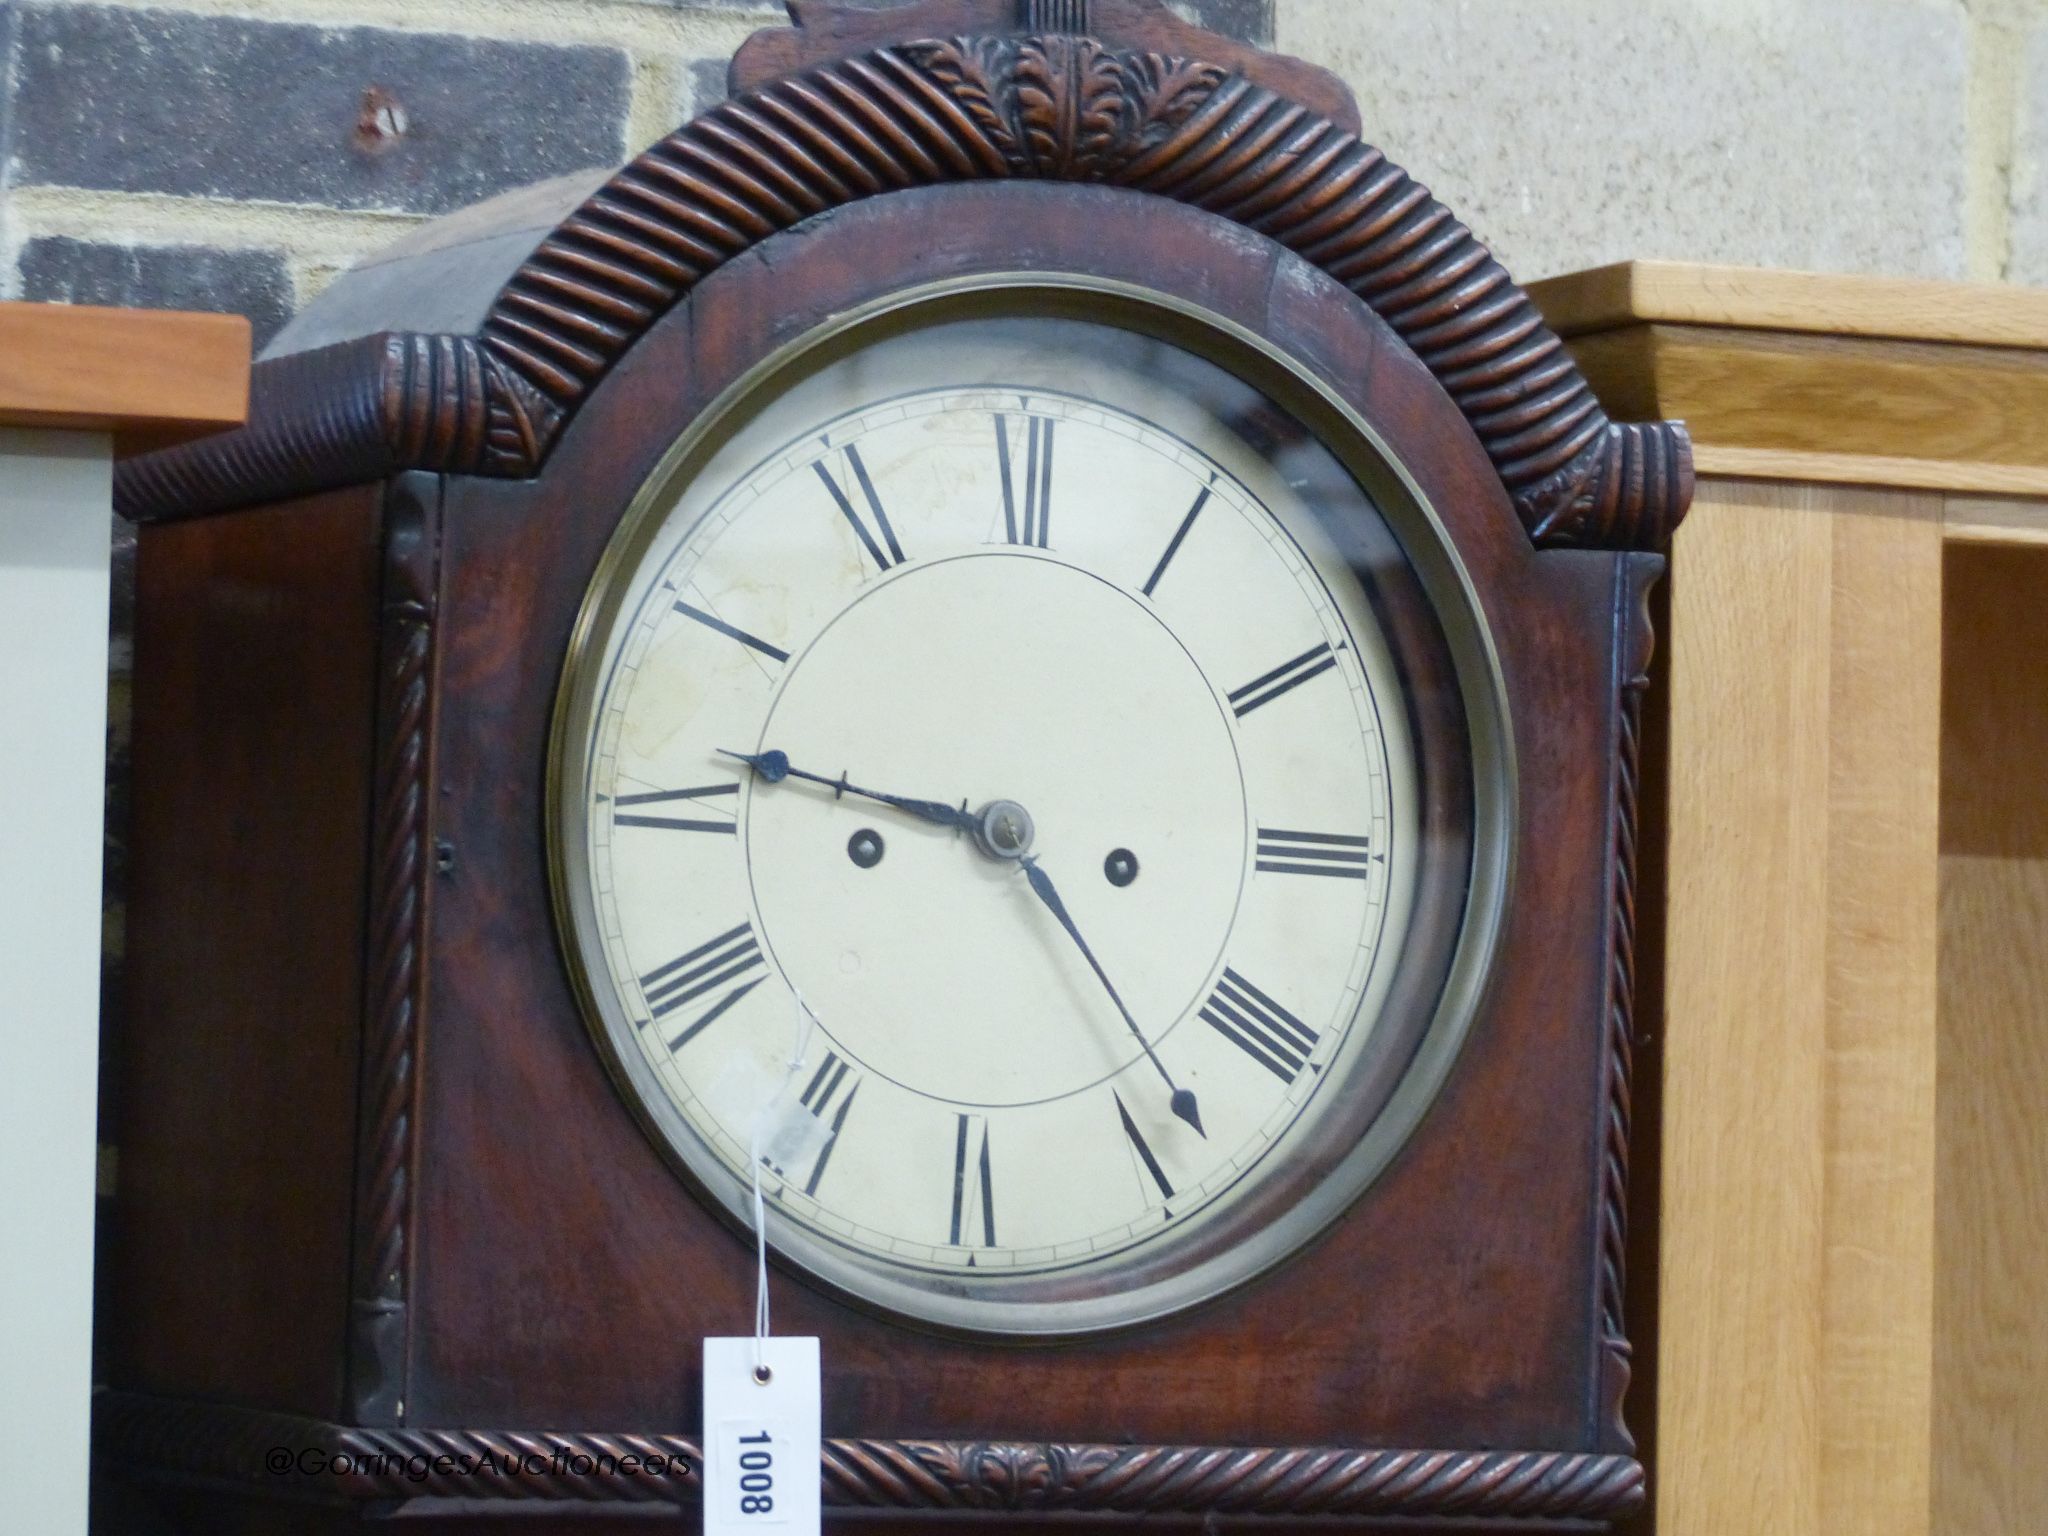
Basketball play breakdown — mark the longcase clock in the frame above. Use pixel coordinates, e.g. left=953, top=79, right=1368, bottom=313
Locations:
left=97, top=1, right=1691, bottom=1531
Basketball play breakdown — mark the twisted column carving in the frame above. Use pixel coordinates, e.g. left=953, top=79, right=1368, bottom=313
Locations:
left=1590, top=562, right=1660, bottom=1447
left=349, top=476, right=441, bottom=1425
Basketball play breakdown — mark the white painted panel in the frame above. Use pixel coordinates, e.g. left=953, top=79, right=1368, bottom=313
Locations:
left=0, top=427, right=114, bottom=1536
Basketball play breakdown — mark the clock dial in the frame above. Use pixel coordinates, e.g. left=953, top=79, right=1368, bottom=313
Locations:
left=555, top=305, right=1480, bottom=1333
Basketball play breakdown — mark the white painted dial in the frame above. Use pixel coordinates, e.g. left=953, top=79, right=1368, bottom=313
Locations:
left=554, top=310, right=1446, bottom=1332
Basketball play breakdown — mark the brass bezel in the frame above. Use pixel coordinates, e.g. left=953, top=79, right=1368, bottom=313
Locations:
left=546, top=273, right=1517, bottom=1339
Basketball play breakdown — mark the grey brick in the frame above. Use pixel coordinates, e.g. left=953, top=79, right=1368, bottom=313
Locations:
left=19, top=237, right=293, bottom=348
left=1, top=2, right=19, bottom=204
left=10, top=6, right=630, bottom=215
left=687, top=55, right=730, bottom=115
left=1168, top=0, right=1275, bottom=47
left=0, top=4, right=17, bottom=132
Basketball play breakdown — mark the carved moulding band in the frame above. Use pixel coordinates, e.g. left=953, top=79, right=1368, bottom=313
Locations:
left=117, top=32, right=1691, bottom=551
left=95, top=1392, right=1646, bottom=1523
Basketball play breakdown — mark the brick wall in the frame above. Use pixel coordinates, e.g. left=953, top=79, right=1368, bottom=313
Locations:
left=0, top=1, right=1272, bottom=348
left=1, top=0, right=2035, bottom=356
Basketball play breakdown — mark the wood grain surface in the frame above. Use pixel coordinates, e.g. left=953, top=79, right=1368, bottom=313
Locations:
left=113, top=485, right=384, bottom=1417
left=1562, top=324, right=2048, bottom=495
left=1656, top=477, right=1942, bottom=1536
left=0, top=301, right=247, bottom=450
left=1689, top=446, right=2048, bottom=500
left=1934, top=543, right=2048, bottom=1536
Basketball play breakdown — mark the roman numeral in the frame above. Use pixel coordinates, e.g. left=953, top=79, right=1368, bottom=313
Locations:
left=1115, top=1091, right=1174, bottom=1202
left=995, top=411, right=1054, bottom=548
left=949, top=1113, right=996, bottom=1247
left=1141, top=482, right=1211, bottom=597
left=1200, top=967, right=1320, bottom=1082
left=1255, top=826, right=1373, bottom=879
left=1228, top=641, right=1339, bottom=717
left=613, top=782, right=739, bottom=834
left=643, top=921, right=766, bottom=1050
left=798, top=1048, right=859, bottom=1121
left=814, top=445, right=906, bottom=572
left=797, top=1050, right=861, bottom=1196
left=673, top=600, right=789, bottom=663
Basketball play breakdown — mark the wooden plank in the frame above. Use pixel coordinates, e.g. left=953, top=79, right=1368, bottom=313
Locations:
left=1817, top=485, right=1941, bottom=1536
left=0, top=302, right=248, bottom=451
left=1693, top=447, right=2048, bottom=499
left=1933, top=543, right=2048, bottom=1536
left=1658, top=478, right=1833, bottom=1536
left=114, top=485, right=382, bottom=1414
left=1658, top=477, right=1941, bottom=1536
left=1568, top=324, right=2048, bottom=481
left=1530, top=259, right=2048, bottom=349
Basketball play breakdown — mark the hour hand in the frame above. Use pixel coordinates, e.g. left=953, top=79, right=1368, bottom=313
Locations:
left=720, top=748, right=974, bottom=833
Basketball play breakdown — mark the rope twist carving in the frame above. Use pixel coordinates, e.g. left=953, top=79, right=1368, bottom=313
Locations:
left=94, top=1394, right=1645, bottom=1521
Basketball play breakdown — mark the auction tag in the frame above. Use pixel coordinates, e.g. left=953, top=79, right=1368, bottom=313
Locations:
left=703, top=1336, right=820, bottom=1536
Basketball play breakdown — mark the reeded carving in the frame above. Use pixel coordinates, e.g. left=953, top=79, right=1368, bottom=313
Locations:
left=483, top=32, right=1689, bottom=547
left=1019, top=0, right=1090, bottom=33
left=117, top=31, right=1690, bottom=551
left=94, top=1393, right=1646, bottom=1522
left=116, top=333, right=494, bottom=522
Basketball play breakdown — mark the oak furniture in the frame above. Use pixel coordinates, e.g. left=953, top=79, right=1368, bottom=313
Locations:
left=1530, top=259, right=2048, bottom=1536
left=0, top=300, right=247, bottom=1536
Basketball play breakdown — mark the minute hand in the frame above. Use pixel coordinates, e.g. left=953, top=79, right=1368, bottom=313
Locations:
left=719, top=748, right=972, bottom=832
left=1020, top=856, right=1204, bottom=1138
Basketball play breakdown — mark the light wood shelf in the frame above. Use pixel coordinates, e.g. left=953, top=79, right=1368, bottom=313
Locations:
left=1533, top=262, right=2048, bottom=1536
left=1529, top=258, right=2048, bottom=350
left=0, top=302, right=249, bottom=453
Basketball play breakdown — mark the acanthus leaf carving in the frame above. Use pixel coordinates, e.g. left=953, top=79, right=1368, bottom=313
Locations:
left=1071, top=39, right=1131, bottom=176
left=1014, top=36, right=1127, bottom=177
left=479, top=346, right=565, bottom=474
left=1122, top=51, right=1228, bottom=150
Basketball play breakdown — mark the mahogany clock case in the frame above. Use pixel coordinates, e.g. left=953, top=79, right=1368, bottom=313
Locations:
left=97, top=6, right=1687, bottom=1531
